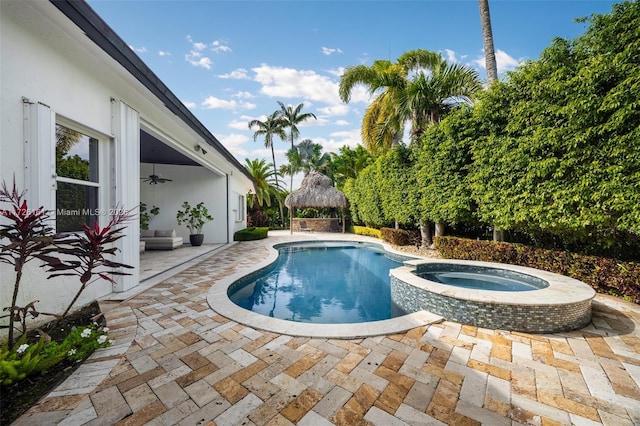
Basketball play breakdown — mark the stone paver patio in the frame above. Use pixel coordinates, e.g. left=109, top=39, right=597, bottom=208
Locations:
left=14, top=233, right=640, bottom=425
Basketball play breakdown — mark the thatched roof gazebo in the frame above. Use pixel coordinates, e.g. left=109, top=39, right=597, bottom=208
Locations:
left=285, top=171, right=348, bottom=233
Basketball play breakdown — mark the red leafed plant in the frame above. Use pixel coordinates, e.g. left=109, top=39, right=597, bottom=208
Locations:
left=0, top=179, right=57, bottom=350
left=0, top=177, right=133, bottom=349
left=45, top=209, right=134, bottom=317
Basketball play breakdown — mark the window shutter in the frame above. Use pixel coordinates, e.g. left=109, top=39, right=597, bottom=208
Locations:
left=23, top=100, right=56, bottom=211
left=112, top=100, right=141, bottom=292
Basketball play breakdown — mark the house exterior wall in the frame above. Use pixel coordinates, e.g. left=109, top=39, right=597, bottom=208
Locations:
left=1, top=0, right=252, bottom=334
left=140, top=164, right=230, bottom=243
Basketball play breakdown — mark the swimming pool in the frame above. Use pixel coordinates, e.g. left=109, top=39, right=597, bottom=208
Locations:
left=417, top=264, right=549, bottom=292
left=391, top=259, right=596, bottom=333
left=227, top=242, right=413, bottom=323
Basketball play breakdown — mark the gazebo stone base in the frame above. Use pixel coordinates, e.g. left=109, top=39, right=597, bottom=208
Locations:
left=291, top=217, right=342, bottom=233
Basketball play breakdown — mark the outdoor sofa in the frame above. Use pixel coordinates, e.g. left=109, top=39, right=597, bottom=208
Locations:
left=140, top=229, right=183, bottom=250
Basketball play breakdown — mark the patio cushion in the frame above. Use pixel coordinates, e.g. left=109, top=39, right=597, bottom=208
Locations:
left=140, top=229, right=183, bottom=250
left=155, top=229, right=176, bottom=237
left=141, top=229, right=155, bottom=238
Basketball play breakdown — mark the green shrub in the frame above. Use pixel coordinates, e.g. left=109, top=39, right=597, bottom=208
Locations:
left=435, top=236, right=640, bottom=303
left=234, top=227, right=269, bottom=241
left=349, top=225, right=381, bottom=239
left=0, top=324, right=111, bottom=386
left=380, top=228, right=412, bottom=246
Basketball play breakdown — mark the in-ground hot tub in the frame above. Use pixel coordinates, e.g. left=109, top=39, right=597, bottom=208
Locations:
left=390, top=259, right=596, bottom=333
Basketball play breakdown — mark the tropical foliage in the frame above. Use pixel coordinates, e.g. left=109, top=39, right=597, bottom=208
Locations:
left=339, top=49, right=482, bottom=152
left=277, top=102, right=317, bottom=189
left=243, top=158, right=287, bottom=228
left=248, top=112, right=287, bottom=187
left=343, top=1, right=640, bottom=258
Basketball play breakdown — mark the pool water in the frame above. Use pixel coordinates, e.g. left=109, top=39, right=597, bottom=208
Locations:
left=416, top=264, right=549, bottom=292
left=228, top=243, right=411, bottom=324
left=420, top=271, right=542, bottom=291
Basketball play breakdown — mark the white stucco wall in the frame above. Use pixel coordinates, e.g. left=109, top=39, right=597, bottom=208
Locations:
left=1, top=1, right=253, bottom=335
left=140, top=163, right=229, bottom=243
left=1, top=1, right=118, bottom=329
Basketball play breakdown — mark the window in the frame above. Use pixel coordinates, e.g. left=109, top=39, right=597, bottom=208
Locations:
left=236, top=194, right=245, bottom=222
left=55, top=124, right=100, bottom=232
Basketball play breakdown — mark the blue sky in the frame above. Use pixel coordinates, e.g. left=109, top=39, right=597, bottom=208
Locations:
left=88, top=0, right=617, bottom=189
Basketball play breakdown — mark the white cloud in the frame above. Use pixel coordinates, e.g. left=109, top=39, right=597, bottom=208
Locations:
left=322, top=47, right=343, bottom=56
left=186, top=35, right=230, bottom=69
left=212, top=40, right=232, bottom=53
left=327, top=67, right=345, bottom=77
left=218, top=68, right=250, bottom=79
left=192, top=41, right=207, bottom=51
left=313, top=128, right=362, bottom=154
left=233, top=91, right=254, bottom=99
left=219, top=133, right=250, bottom=157
left=228, top=115, right=255, bottom=130
left=357, top=53, right=370, bottom=65
left=317, top=104, right=350, bottom=117
left=495, top=49, right=522, bottom=73
left=334, top=119, right=350, bottom=126
left=252, top=64, right=342, bottom=104
left=201, top=96, right=256, bottom=110
left=158, top=50, right=171, bottom=57
left=444, top=49, right=457, bottom=63
left=130, top=45, right=147, bottom=53
left=186, top=50, right=212, bottom=69
left=473, top=49, right=522, bottom=74
left=182, top=100, right=197, bottom=109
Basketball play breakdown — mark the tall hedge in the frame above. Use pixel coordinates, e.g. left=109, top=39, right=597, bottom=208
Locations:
left=436, top=236, right=640, bottom=303
left=469, top=1, right=640, bottom=246
left=342, top=2, right=639, bottom=257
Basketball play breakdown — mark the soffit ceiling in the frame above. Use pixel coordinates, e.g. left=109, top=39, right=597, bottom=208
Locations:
left=140, top=130, right=199, bottom=166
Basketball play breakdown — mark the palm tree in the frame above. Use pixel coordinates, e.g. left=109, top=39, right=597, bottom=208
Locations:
left=276, top=102, right=317, bottom=189
left=340, top=49, right=482, bottom=246
left=299, top=139, right=331, bottom=175
left=397, top=58, right=482, bottom=144
left=339, top=58, right=419, bottom=153
left=478, top=0, right=504, bottom=242
left=331, top=145, right=374, bottom=190
left=288, top=139, right=332, bottom=178
left=244, top=158, right=287, bottom=227
left=248, top=112, right=287, bottom=187
left=243, top=158, right=282, bottom=208
left=279, top=162, right=298, bottom=190
left=478, top=0, right=498, bottom=84
left=340, top=49, right=481, bottom=151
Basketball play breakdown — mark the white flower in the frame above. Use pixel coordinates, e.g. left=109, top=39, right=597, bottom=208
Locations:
left=101, top=327, right=109, bottom=333
left=16, top=344, right=29, bottom=354
left=81, top=328, right=92, bottom=338
left=108, top=339, right=114, bottom=345
left=68, top=349, right=77, bottom=356
left=97, top=335, right=108, bottom=344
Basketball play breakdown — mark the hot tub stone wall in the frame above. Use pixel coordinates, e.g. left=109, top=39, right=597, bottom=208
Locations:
left=390, top=275, right=592, bottom=333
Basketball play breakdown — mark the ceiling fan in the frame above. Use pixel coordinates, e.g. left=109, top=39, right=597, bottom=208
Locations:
left=141, top=164, right=172, bottom=185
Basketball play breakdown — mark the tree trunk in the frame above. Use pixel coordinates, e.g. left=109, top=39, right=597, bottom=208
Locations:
left=270, top=146, right=279, bottom=187
left=478, top=0, right=498, bottom=84
left=419, top=221, right=432, bottom=248
left=479, top=0, right=503, bottom=240
left=435, top=222, right=445, bottom=237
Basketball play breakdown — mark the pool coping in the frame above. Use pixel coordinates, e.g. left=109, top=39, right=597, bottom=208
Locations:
left=390, top=258, right=596, bottom=333
left=394, top=258, right=596, bottom=306
left=206, top=236, right=444, bottom=338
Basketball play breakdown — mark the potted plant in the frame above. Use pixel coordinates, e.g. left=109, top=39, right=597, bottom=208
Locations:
left=176, top=201, right=213, bottom=246
left=140, top=203, right=159, bottom=231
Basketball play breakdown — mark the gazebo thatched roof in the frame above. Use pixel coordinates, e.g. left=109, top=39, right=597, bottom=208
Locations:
left=285, top=171, right=348, bottom=209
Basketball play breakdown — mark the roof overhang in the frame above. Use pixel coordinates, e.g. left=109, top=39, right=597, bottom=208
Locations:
left=49, top=0, right=254, bottom=183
